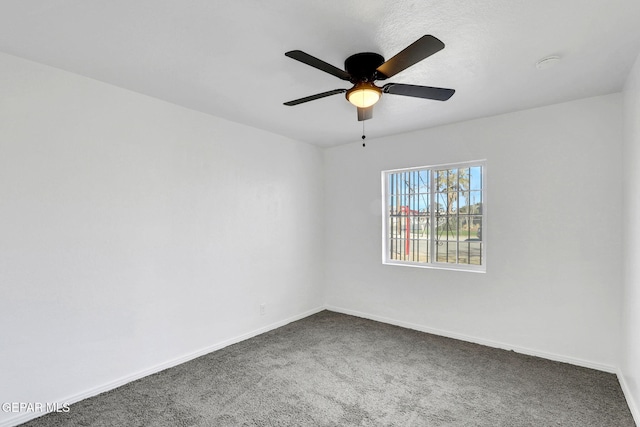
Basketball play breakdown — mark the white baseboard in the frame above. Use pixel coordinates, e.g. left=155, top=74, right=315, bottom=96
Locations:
left=325, top=305, right=617, bottom=373
left=617, top=369, right=640, bottom=426
left=0, top=306, right=325, bottom=427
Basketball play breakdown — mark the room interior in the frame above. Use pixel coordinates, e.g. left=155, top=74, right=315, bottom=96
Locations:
left=1, top=1, right=640, bottom=426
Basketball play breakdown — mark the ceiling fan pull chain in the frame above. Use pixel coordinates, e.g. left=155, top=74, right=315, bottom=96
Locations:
left=362, top=121, right=366, bottom=147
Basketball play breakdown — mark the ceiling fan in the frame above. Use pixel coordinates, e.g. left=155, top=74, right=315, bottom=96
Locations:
left=283, top=35, right=455, bottom=121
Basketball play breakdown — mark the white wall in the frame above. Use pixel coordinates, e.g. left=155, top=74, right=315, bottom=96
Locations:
left=324, top=94, right=623, bottom=370
left=0, top=53, right=324, bottom=425
left=622, top=52, right=640, bottom=422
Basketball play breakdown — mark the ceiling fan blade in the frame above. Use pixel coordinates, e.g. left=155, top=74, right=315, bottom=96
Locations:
left=357, top=107, right=373, bottom=121
left=383, top=83, right=455, bottom=101
left=283, top=89, right=347, bottom=106
left=376, top=35, right=445, bottom=79
left=285, top=50, right=352, bottom=81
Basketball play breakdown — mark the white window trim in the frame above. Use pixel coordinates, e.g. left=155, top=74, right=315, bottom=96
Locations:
left=381, top=160, right=486, bottom=273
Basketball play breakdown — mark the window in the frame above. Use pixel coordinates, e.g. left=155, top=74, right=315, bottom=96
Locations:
left=382, top=161, right=485, bottom=272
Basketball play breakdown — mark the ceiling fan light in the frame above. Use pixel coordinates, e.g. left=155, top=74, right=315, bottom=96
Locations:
left=346, top=82, right=381, bottom=108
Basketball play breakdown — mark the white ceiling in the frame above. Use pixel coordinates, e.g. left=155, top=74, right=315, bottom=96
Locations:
left=1, top=1, right=639, bottom=147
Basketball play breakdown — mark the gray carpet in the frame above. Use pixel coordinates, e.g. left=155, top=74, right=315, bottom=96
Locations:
left=21, top=311, right=635, bottom=426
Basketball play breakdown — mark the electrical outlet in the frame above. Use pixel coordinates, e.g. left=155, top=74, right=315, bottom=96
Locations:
left=260, top=304, right=266, bottom=316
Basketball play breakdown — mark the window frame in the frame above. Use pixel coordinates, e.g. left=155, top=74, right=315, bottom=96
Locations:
left=381, top=160, right=486, bottom=273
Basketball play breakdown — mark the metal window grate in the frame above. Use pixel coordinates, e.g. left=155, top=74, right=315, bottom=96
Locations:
left=385, top=162, right=484, bottom=270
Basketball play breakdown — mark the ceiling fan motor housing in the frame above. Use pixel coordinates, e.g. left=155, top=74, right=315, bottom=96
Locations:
left=344, top=52, right=385, bottom=82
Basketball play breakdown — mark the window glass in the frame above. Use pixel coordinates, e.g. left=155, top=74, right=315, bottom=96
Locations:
left=383, top=161, right=485, bottom=272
